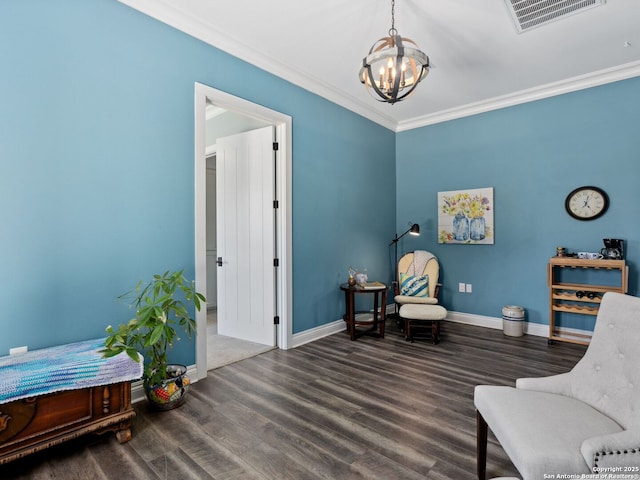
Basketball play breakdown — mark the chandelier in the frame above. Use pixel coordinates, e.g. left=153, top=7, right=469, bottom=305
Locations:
left=359, top=0, right=430, bottom=104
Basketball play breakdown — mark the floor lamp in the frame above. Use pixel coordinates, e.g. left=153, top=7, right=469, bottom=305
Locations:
left=389, top=223, right=420, bottom=316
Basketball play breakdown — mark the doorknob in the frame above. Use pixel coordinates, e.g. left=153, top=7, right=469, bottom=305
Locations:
left=217, top=257, right=223, bottom=267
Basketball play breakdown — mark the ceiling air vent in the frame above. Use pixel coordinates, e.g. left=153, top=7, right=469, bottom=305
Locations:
left=505, top=0, right=605, bottom=33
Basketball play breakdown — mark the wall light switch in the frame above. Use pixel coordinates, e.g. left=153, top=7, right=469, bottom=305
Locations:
left=458, top=282, right=466, bottom=293
left=10, top=346, right=28, bottom=355
left=466, top=283, right=473, bottom=293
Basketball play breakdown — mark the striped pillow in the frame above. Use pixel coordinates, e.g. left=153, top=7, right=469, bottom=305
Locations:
left=400, top=273, right=429, bottom=297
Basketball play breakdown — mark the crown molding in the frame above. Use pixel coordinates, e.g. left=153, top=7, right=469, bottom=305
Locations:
left=117, top=0, right=398, bottom=131
left=119, top=1, right=640, bottom=133
left=396, top=60, right=640, bottom=132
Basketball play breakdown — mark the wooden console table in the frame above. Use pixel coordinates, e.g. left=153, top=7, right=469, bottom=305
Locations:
left=340, top=283, right=388, bottom=340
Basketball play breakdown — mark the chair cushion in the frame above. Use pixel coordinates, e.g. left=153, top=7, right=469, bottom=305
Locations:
left=395, top=295, right=438, bottom=305
left=399, top=273, right=429, bottom=297
left=399, top=304, right=447, bottom=320
left=474, top=385, right=622, bottom=479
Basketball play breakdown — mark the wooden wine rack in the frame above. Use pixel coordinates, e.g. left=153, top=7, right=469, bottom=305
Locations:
left=547, top=257, right=628, bottom=345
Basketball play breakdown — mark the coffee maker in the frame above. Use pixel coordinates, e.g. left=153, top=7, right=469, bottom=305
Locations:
left=601, top=238, right=624, bottom=259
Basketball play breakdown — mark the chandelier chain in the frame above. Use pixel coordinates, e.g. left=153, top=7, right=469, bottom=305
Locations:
left=390, top=0, right=397, bottom=36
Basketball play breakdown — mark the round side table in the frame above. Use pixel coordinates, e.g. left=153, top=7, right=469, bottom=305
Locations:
left=339, top=283, right=388, bottom=340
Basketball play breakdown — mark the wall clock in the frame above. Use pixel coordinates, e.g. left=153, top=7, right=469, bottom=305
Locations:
left=565, top=186, right=609, bottom=221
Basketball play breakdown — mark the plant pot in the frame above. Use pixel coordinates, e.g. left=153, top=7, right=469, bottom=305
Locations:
left=143, top=364, right=190, bottom=411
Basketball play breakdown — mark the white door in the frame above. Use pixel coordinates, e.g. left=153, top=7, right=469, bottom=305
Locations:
left=216, top=126, right=276, bottom=346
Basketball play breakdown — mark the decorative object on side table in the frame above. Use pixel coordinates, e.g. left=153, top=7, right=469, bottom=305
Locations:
left=361, top=281, right=386, bottom=290
left=348, top=266, right=369, bottom=287
left=347, top=266, right=357, bottom=286
left=355, top=270, right=368, bottom=287
left=101, top=270, right=206, bottom=410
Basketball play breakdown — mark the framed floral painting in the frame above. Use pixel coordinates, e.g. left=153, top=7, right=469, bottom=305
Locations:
left=438, top=187, right=494, bottom=244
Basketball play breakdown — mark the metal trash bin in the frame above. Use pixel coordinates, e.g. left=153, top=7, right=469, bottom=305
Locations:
left=502, top=305, right=525, bottom=337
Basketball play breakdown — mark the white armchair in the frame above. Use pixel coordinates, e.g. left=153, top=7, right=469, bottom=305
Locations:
left=474, top=292, right=640, bottom=480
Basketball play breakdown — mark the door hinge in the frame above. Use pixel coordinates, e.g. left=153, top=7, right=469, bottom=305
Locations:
left=273, top=142, right=279, bottom=151
left=273, top=200, right=279, bottom=209
left=273, top=258, right=279, bottom=267
left=274, top=316, right=280, bottom=325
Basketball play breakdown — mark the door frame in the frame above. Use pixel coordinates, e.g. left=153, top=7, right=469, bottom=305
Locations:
left=194, top=82, right=292, bottom=381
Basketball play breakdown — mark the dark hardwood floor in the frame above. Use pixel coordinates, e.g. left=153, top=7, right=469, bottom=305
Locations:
left=0, top=320, right=586, bottom=480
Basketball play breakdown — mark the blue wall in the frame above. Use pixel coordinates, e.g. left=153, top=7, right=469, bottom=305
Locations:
left=397, top=77, right=640, bottom=329
left=0, top=1, right=396, bottom=357
left=2, top=1, right=636, bottom=360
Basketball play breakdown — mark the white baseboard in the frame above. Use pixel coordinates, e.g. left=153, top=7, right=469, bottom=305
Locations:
left=444, top=311, right=550, bottom=335
left=445, top=310, right=505, bottom=331
left=289, top=319, right=346, bottom=349
left=285, top=307, right=592, bottom=350
left=445, top=310, right=591, bottom=339
left=288, top=304, right=400, bottom=349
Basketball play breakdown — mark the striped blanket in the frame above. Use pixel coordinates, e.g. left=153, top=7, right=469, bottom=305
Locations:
left=0, top=338, right=143, bottom=404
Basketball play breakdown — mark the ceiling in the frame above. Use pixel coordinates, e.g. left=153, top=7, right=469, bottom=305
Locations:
left=119, top=0, right=640, bottom=131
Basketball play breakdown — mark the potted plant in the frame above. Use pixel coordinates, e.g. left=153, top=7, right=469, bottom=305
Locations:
left=101, top=270, right=206, bottom=410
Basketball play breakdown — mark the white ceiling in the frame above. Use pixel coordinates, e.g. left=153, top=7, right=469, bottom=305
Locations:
left=119, top=0, right=640, bottom=131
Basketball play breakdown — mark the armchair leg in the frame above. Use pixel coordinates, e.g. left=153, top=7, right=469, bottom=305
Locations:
left=477, top=410, right=488, bottom=480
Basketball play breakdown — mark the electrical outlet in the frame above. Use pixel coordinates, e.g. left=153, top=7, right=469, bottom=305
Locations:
left=459, top=282, right=466, bottom=293
left=466, top=283, right=473, bottom=293
left=9, top=346, right=28, bottom=355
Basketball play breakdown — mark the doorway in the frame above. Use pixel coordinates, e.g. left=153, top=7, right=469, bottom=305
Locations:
left=206, top=127, right=277, bottom=369
left=216, top=126, right=277, bottom=345
left=194, top=83, right=292, bottom=381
